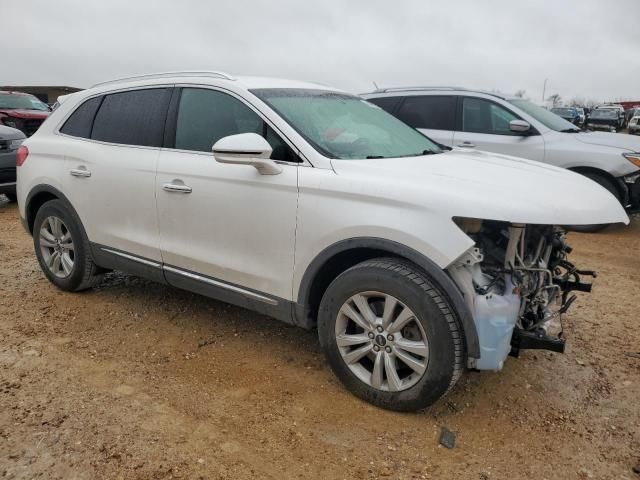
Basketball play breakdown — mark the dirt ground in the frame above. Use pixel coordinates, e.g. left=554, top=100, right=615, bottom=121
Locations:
left=0, top=197, right=638, bottom=480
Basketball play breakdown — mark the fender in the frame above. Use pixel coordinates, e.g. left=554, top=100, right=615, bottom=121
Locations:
left=296, top=237, right=480, bottom=359
left=24, top=184, right=82, bottom=235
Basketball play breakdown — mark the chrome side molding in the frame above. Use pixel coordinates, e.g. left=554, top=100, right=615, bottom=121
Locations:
left=163, top=265, right=278, bottom=305
left=99, top=247, right=278, bottom=306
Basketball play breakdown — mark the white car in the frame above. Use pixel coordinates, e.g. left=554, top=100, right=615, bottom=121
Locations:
left=363, top=88, right=640, bottom=230
left=17, top=72, right=628, bottom=411
left=629, top=110, right=640, bottom=135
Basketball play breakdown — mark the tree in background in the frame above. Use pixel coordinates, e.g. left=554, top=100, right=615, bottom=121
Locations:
left=547, top=93, right=562, bottom=107
left=514, top=89, right=526, bottom=98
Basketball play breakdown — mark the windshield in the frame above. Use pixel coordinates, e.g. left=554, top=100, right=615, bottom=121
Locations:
left=591, top=109, right=617, bottom=119
left=509, top=99, right=579, bottom=132
left=251, top=88, right=441, bottom=159
left=0, top=93, right=49, bottom=111
left=551, top=107, right=575, bottom=116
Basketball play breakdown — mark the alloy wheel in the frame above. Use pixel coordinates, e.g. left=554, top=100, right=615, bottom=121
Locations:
left=335, top=291, right=429, bottom=392
left=39, top=216, right=75, bottom=278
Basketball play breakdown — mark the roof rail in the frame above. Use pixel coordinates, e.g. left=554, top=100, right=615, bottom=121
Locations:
left=372, top=86, right=466, bottom=93
left=367, top=85, right=509, bottom=101
left=91, top=70, right=236, bottom=88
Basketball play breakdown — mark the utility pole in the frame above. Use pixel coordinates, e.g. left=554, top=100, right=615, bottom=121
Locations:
left=541, top=78, right=548, bottom=105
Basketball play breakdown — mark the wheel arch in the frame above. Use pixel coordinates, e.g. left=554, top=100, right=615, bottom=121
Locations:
left=25, top=185, right=80, bottom=235
left=295, top=237, right=480, bottom=359
left=568, top=166, right=627, bottom=204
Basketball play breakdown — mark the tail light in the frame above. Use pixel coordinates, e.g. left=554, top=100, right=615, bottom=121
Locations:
left=16, top=145, right=29, bottom=167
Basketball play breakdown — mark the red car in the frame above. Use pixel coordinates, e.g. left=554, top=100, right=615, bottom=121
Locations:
left=0, top=91, right=51, bottom=137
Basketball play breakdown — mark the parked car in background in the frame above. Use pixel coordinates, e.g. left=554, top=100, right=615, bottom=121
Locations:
left=0, top=125, right=26, bottom=202
left=16, top=72, right=628, bottom=411
left=586, top=109, right=620, bottom=132
left=629, top=108, right=640, bottom=135
left=594, top=104, right=625, bottom=129
left=0, top=91, right=51, bottom=137
left=362, top=87, right=640, bottom=231
left=551, top=106, right=582, bottom=126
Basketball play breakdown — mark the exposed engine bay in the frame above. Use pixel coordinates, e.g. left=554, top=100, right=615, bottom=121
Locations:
left=448, top=218, right=597, bottom=370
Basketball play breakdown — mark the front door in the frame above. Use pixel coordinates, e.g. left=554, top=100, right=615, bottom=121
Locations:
left=452, top=96, right=545, bottom=162
left=156, top=87, right=300, bottom=302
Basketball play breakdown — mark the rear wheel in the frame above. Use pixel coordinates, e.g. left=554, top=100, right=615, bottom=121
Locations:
left=567, top=172, right=621, bottom=233
left=318, top=258, right=464, bottom=411
left=33, top=199, right=103, bottom=291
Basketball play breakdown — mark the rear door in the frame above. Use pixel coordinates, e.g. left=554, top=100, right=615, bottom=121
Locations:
left=452, top=96, right=545, bottom=162
left=61, top=87, right=171, bottom=263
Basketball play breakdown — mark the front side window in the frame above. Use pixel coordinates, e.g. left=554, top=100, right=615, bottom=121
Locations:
left=395, top=95, right=456, bottom=131
left=174, top=88, right=298, bottom=162
left=91, top=88, right=172, bottom=147
left=252, top=89, right=441, bottom=160
left=461, top=97, right=519, bottom=135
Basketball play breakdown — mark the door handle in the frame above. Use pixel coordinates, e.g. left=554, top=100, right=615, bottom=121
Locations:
left=162, top=182, right=192, bottom=194
left=70, top=167, right=91, bottom=178
left=457, top=142, right=476, bottom=148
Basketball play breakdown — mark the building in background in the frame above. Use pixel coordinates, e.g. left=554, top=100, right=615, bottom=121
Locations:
left=0, top=86, right=82, bottom=105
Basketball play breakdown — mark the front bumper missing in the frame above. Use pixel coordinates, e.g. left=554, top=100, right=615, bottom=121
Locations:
left=510, top=328, right=566, bottom=356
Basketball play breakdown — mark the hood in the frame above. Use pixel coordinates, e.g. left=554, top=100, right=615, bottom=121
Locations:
left=0, top=109, right=50, bottom=119
left=573, top=131, right=640, bottom=151
left=331, top=149, right=629, bottom=226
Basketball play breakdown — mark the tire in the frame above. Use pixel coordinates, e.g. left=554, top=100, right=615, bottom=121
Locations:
left=4, top=192, right=17, bottom=202
left=566, top=172, right=621, bottom=233
left=318, top=258, right=464, bottom=412
left=33, top=199, right=103, bottom=291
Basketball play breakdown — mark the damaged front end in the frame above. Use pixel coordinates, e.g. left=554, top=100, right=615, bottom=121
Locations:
left=448, top=218, right=595, bottom=370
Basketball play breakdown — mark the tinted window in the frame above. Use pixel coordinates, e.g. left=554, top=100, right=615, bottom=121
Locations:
left=174, top=88, right=298, bottom=162
left=60, top=96, right=103, bottom=138
left=367, top=96, right=402, bottom=114
left=462, top=97, right=518, bottom=135
left=91, top=88, right=171, bottom=147
left=395, top=96, right=456, bottom=130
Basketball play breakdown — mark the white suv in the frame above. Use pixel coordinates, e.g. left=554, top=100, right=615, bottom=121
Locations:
left=363, top=87, right=640, bottom=231
left=17, top=72, right=627, bottom=411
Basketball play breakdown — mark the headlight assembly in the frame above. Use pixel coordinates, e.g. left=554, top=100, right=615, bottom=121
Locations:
left=623, top=152, right=640, bottom=168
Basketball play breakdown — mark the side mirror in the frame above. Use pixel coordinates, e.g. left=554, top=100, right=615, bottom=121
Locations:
left=212, top=133, right=282, bottom=175
left=509, top=119, right=531, bottom=134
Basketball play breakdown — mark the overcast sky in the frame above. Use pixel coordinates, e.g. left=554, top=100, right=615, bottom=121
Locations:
left=4, top=0, right=639, bottom=103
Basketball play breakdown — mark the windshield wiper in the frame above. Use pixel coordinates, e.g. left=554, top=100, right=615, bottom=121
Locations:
left=560, top=128, right=580, bottom=133
left=366, top=155, right=385, bottom=159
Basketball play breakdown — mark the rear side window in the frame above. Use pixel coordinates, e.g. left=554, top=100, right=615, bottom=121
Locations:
left=367, top=96, right=402, bottom=114
left=174, top=88, right=299, bottom=162
left=91, top=88, right=171, bottom=147
left=59, top=96, right=103, bottom=138
left=395, top=96, right=456, bottom=131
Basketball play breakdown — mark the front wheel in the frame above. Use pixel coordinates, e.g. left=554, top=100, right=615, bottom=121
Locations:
left=318, top=258, right=464, bottom=411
